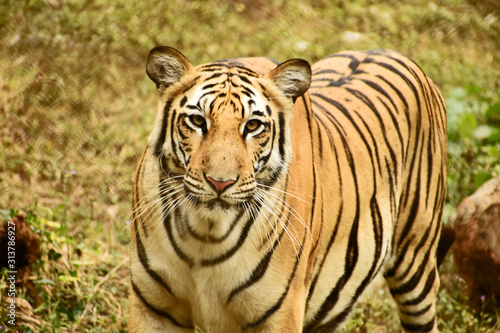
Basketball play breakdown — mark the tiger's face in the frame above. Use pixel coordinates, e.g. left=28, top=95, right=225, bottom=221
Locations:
left=173, top=78, right=282, bottom=211
left=146, top=47, right=311, bottom=218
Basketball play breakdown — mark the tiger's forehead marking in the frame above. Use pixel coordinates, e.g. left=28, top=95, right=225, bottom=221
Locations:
left=185, top=62, right=266, bottom=121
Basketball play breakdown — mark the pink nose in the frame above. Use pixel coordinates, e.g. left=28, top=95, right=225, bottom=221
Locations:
left=206, top=176, right=236, bottom=193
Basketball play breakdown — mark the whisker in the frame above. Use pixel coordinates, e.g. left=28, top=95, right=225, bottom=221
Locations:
left=257, top=182, right=314, bottom=206
left=152, top=191, right=187, bottom=235
left=257, top=187, right=312, bottom=241
left=255, top=187, right=310, bottom=256
left=244, top=200, right=267, bottom=252
left=254, top=190, right=301, bottom=255
left=251, top=196, right=280, bottom=252
left=130, top=178, right=185, bottom=237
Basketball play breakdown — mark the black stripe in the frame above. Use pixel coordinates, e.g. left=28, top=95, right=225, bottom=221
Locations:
left=200, top=213, right=255, bottom=266
left=160, top=184, right=195, bottom=267
left=368, top=194, right=385, bottom=273
left=400, top=303, right=432, bottom=317
left=395, top=188, right=439, bottom=281
left=384, top=235, right=415, bottom=278
left=397, top=138, right=425, bottom=248
left=244, top=217, right=308, bottom=330
left=259, top=83, right=270, bottom=100
left=252, top=110, right=266, bottom=117
left=384, top=156, right=398, bottom=231
left=401, top=317, right=435, bottom=332
left=376, top=74, right=410, bottom=114
left=351, top=108, right=382, bottom=175
left=239, top=75, right=252, bottom=84
left=304, top=117, right=342, bottom=311
left=313, top=116, right=324, bottom=160
left=153, top=100, right=173, bottom=156
left=133, top=150, right=148, bottom=237
left=353, top=80, right=403, bottom=172
left=260, top=119, right=283, bottom=187
left=256, top=117, right=276, bottom=170
left=256, top=151, right=272, bottom=172
left=257, top=178, right=290, bottom=249
left=377, top=95, right=405, bottom=168
left=180, top=96, right=187, bottom=107
left=202, top=82, right=219, bottom=90
left=206, top=72, right=224, bottom=80
left=311, top=68, right=341, bottom=75
left=346, top=87, right=389, bottom=175
left=227, top=243, right=274, bottom=303
left=425, top=134, right=433, bottom=209
left=186, top=210, right=244, bottom=243
left=390, top=225, right=440, bottom=298
left=372, top=58, right=422, bottom=173
left=231, top=66, right=259, bottom=77
left=399, top=269, right=437, bottom=306
left=199, top=63, right=259, bottom=77
left=239, top=84, right=255, bottom=98
left=226, top=201, right=296, bottom=303
left=304, top=110, right=360, bottom=330
left=325, top=196, right=387, bottom=333
left=199, top=63, right=229, bottom=69
left=259, top=137, right=270, bottom=147
left=310, top=93, right=373, bottom=164
left=309, top=305, right=353, bottom=332
left=169, top=109, right=185, bottom=170
left=360, top=78, right=398, bottom=112
left=367, top=57, right=421, bottom=113
left=244, top=258, right=299, bottom=329
left=322, top=52, right=360, bottom=63
left=135, top=226, right=174, bottom=296
left=277, top=112, right=286, bottom=160
left=376, top=74, right=411, bottom=167
left=308, top=196, right=383, bottom=333
left=131, top=280, right=192, bottom=329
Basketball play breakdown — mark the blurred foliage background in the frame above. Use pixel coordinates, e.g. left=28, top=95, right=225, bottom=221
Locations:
left=0, top=0, right=499, bottom=332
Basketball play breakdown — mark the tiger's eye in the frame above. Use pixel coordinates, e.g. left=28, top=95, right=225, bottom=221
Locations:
left=190, top=115, right=206, bottom=127
left=245, top=119, right=260, bottom=132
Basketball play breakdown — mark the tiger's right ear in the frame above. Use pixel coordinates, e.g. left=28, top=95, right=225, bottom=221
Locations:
left=146, top=46, right=194, bottom=90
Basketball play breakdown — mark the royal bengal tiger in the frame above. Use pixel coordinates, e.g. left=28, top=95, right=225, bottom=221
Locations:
left=129, top=46, right=447, bottom=333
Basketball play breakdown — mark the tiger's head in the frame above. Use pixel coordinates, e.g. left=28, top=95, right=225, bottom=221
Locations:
left=146, top=47, right=311, bottom=219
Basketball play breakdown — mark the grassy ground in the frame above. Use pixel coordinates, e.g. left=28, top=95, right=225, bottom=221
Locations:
left=1, top=0, right=499, bottom=332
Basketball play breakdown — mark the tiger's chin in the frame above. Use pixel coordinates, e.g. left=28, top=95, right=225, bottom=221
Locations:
left=183, top=198, right=243, bottom=240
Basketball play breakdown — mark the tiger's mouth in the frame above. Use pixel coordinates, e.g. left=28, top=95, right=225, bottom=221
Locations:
left=202, top=198, right=232, bottom=211
left=184, top=190, right=237, bottom=211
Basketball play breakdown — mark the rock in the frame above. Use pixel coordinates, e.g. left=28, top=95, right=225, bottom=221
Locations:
left=0, top=214, right=42, bottom=278
left=451, top=176, right=500, bottom=312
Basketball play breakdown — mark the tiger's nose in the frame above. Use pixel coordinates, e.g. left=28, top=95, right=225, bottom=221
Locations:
left=205, top=176, right=236, bottom=193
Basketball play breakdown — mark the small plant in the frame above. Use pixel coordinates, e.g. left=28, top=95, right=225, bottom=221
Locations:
left=446, top=86, right=500, bottom=208
left=0, top=208, right=129, bottom=333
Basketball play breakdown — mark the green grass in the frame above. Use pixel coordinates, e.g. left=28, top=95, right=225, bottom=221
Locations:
left=1, top=0, right=499, bottom=331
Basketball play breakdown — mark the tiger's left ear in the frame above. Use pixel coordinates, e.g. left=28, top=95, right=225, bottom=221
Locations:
left=266, top=59, right=311, bottom=98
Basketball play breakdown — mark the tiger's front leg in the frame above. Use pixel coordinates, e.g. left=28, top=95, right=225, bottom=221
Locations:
left=244, top=300, right=306, bottom=333
left=245, top=274, right=308, bottom=333
left=129, top=292, right=193, bottom=333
